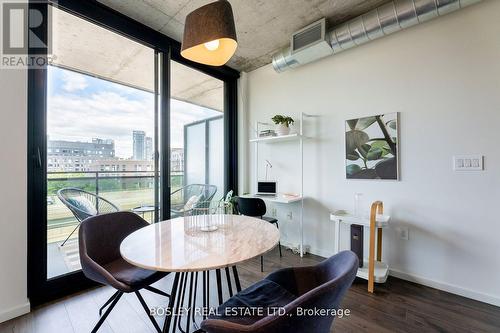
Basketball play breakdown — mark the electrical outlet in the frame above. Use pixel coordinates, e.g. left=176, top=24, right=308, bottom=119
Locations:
left=453, top=155, right=484, bottom=171
left=287, top=211, right=293, bottom=220
left=271, top=208, right=277, bottom=217
left=397, top=227, right=409, bottom=240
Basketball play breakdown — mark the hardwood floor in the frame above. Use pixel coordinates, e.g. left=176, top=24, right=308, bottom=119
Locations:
left=2, top=248, right=500, bottom=333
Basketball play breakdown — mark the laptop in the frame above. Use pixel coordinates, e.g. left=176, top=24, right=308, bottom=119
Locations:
left=256, top=181, right=277, bottom=197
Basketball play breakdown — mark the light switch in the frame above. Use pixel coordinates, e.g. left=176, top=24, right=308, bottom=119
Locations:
left=453, top=155, right=484, bottom=171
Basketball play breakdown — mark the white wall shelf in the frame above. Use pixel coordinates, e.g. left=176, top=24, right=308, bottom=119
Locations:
left=249, top=133, right=301, bottom=143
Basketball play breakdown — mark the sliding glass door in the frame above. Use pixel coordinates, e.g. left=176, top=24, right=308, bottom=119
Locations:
left=45, top=7, right=158, bottom=279
left=170, top=61, right=225, bottom=214
left=28, top=1, right=238, bottom=305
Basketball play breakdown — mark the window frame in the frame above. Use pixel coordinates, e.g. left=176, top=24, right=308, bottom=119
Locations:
left=27, top=0, right=239, bottom=305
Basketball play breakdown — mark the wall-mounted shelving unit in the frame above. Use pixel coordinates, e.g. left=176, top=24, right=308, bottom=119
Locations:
left=250, top=112, right=314, bottom=257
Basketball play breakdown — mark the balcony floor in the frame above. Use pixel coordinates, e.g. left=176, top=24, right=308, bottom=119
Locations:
left=48, top=240, right=81, bottom=279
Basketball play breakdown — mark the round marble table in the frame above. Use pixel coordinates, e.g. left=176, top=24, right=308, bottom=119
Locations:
left=120, top=214, right=280, bottom=333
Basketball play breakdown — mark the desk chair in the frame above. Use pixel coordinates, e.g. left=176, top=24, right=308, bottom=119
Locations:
left=79, top=211, right=169, bottom=333
left=235, top=197, right=282, bottom=272
left=200, top=251, right=358, bottom=333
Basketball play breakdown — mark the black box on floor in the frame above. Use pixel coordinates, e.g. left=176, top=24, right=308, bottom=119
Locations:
left=350, top=224, right=364, bottom=268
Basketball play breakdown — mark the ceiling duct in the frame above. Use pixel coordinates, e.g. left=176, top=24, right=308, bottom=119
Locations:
left=272, top=0, right=482, bottom=73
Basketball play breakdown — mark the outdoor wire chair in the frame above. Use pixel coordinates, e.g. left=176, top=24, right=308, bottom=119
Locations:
left=170, top=184, right=218, bottom=218
left=57, top=187, right=119, bottom=247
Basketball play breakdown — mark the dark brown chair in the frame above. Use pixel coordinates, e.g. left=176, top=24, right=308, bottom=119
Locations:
left=201, top=251, right=358, bottom=333
left=235, top=197, right=282, bottom=272
left=79, top=211, right=169, bottom=333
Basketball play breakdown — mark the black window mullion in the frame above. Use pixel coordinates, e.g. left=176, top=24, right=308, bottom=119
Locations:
left=160, top=50, right=171, bottom=221
left=153, top=50, right=160, bottom=223
left=224, top=79, right=238, bottom=195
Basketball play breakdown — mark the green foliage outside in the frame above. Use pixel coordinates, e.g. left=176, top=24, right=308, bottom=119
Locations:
left=47, top=174, right=184, bottom=196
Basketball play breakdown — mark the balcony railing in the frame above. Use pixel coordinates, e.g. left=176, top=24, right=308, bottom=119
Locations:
left=47, top=171, right=184, bottom=243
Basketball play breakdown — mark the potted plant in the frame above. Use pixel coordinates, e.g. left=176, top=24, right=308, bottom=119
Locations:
left=272, top=115, right=294, bottom=136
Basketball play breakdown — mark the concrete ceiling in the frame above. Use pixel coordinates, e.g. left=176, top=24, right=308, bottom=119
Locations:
left=96, top=0, right=390, bottom=72
left=51, top=7, right=223, bottom=111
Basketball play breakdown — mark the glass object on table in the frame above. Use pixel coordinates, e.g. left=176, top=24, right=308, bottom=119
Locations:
left=184, top=200, right=233, bottom=233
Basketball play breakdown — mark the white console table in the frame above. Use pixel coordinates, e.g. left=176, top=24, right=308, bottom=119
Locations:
left=330, top=201, right=390, bottom=293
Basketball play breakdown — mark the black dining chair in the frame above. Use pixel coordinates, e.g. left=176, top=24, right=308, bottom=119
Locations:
left=200, top=251, right=359, bottom=333
left=235, top=197, right=282, bottom=272
left=79, top=211, right=169, bottom=333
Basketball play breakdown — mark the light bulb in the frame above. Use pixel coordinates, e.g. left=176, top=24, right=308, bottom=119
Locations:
left=204, top=39, right=220, bottom=51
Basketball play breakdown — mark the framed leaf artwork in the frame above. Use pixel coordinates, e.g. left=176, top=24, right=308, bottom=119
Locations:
left=345, top=113, right=399, bottom=180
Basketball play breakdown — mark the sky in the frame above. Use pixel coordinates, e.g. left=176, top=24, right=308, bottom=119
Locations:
left=47, top=66, right=220, bottom=158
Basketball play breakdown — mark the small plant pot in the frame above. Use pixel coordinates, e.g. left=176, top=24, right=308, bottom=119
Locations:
left=276, top=124, right=290, bottom=136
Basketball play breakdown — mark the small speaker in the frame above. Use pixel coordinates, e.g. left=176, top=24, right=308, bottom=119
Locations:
left=350, top=224, right=364, bottom=268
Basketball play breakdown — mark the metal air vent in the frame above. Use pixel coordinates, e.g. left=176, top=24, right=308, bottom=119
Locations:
left=292, top=18, right=326, bottom=54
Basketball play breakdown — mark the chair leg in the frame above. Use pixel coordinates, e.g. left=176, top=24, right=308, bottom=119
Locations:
left=92, top=292, right=123, bottom=333
left=275, top=222, right=283, bottom=257
left=144, top=286, right=170, bottom=298
left=60, top=223, right=80, bottom=247
left=135, top=291, right=162, bottom=333
left=260, top=256, right=264, bottom=272
left=99, top=290, right=120, bottom=316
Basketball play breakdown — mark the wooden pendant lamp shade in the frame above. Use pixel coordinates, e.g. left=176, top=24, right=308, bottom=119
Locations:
left=181, top=0, right=237, bottom=66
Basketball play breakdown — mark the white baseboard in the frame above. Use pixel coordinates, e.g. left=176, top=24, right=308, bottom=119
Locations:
left=0, top=302, right=30, bottom=324
left=389, top=268, right=500, bottom=307
left=280, top=240, right=332, bottom=258
left=284, top=242, right=500, bottom=308
left=305, top=245, right=331, bottom=258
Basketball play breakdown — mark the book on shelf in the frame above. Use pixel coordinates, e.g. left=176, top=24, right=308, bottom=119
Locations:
left=258, top=129, right=277, bottom=137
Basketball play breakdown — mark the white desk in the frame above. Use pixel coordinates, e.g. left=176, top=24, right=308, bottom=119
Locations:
left=241, top=193, right=302, bottom=204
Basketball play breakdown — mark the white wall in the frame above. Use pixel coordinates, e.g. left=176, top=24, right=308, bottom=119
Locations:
left=0, top=66, right=30, bottom=321
left=244, top=0, right=500, bottom=306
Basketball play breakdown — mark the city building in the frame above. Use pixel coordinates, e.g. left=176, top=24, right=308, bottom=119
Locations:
left=171, top=148, right=184, bottom=172
left=145, top=136, right=153, bottom=160
left=47, top=138, right=115, bottom=172
left=132, top=130, right=145, bottom=160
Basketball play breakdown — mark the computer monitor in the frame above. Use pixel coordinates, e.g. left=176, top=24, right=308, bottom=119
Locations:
left=257, top=181, right=277, bottom=196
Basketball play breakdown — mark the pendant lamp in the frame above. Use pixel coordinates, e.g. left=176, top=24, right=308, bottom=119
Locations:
left=181, top=0, right=237, bottom=66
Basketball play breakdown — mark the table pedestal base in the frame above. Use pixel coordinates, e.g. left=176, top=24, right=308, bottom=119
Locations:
left=162, top=266, right=242, bottom=333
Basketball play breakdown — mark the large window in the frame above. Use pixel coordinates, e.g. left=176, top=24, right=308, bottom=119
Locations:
left=28, top=1, right=238, bottom=305
left=46, top=7, right=157, bottom=278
